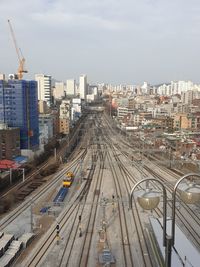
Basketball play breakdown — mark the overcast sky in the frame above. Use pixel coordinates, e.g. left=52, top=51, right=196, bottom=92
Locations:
left=1, top=0, right=200, bottom=85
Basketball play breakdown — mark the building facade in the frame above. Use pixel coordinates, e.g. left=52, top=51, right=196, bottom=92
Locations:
left=59, top=100, right=71, bottom=119
left=0, top=79, right=39, bottom=150
left=35, top=74, right=52, bottom=106
left=54, top=82, right=65, bottom=99
left=39, top=114, right=54, bottom=145
left=66, top=79, right=76, bottom=96
left=71, top=98, right=82, bottom=122
left=79, top=75, right=87, bottom=99
left=172, top=113, right=190, bottom=130
left=59, top=100, right=71, bottom=135
left=0, top=124, right=20, bottom=160
left=51, top=109, right=60, bottom=136
left=38, top=100, right=49, bottom=114
left=59, top=118, right=70, bottom=135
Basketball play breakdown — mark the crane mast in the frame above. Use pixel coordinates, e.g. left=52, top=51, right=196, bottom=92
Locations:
left=8, top=19, right=28, bottom=79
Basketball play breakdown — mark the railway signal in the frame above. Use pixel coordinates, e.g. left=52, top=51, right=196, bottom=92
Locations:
left=56, top=224, right=60, bottom=244
left=79, top=224, right=82, bottom=237
left=112, top=195, right=115, bottom=213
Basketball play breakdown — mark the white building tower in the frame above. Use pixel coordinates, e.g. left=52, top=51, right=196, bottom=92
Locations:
left=79, top=74, right=87, bottom=99
left=66, top=79, right=76, bottom=96
left=35, top=74, right=52, bottom=106
left=54, top=82, right=65, bottom=99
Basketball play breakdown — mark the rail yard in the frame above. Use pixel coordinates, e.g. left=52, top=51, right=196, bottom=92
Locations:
left=0, top=111, right=200, bottom=267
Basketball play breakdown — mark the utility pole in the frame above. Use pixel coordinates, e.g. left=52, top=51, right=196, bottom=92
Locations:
left=101, top=196, right=107, bottom=230
left=169, top=146, right=172, bottom=169
left=67, top=134, right=70, bottom=153
left=80, top=159, right=83, bottom=183
left=19, top=168, right=25, bottom=182
left=54, top=148, right=57, bottom=161
left=30, top=198, right=33, bottom=233
left=139, top=133, right=145, bottom=179
left=139, top=159, right=143, bottom=179
left=9, top=168, right=12, bottom=184
left=112, top=195, right=115, bottom=213
left=22, top=168, right=25, bottom=182
left=78, top=215, right=82, bottom=237
left=109, top=91, right=112, bottom=117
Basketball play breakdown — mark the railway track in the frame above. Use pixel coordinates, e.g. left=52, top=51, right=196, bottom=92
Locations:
left=144, top=165, right=200, bottom=249
left=103, top=114, right=200, bottom=263
left=0, top=119, right=87, bottom=200
left=58, top=124, right=138, bottom=266
left=20, top=139, right=97, bottom=266
left=10, top=112, right=200, bottom=267
left=117, top=142, right=200, bottom=249
left=78, top=147, right=105, bottom=266
left=0, top=115, right=92, bottom=233
left=22, top=179, right=90, bottom=267
left=93, top=119, right=154, bottom=266
left=100, top=113, right=157, bottom=266
left=55, top=147, right=99, bottom=267
left=107, top=142, right=155, bottom=267
left=107, top=129, right=200, bottom=253
left=0, top=149, right=87, bottom=231
left=18, top=118, right=104, bottom=266
left=107, top=149, right=135, bottom=266
left=120, top=148, right=200, bottom=251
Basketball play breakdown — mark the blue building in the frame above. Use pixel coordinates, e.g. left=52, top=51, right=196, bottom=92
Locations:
left=0, top=79, right=39, bottom=150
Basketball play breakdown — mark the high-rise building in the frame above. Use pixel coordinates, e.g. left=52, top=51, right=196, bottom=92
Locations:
left=79, top=75, right=87, bottom=99
left=51, top=109, right=60, bottom=136
left=39, top=114, right=53, bottom=145
left=59, top=100, right=71, bottom=135
left=157, top=81, right=200, bottom=96
left=0, top=74, right=5, bottom=80
left=0, top=79, right=39, bottom=150
left=71, top=98, right=82, bottom=122
left=54, top=82, right=65, bottom=99
left=60, top=100, right=71, bottom=119
left=35, top=74, right=52, bottom=106
left=66, top=79, right=76, bottom=96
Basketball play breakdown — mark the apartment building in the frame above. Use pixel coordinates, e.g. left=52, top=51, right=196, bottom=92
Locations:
left=79, top=75, right=87, bottom=99
left=35, top=74, right=52, bottom=106
left=66, top=79, right=76, bottom=96
left=0, top=124, right=20, bottom=160
left=0, top=79, right=39, bottom=150
left=59, top=100, right=71, bottom=135
left=54, top=82, right=65, bottom=99
left=39, top=114, right=54, bottom=145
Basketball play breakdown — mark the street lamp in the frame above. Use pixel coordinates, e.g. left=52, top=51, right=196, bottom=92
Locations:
left=130, top=178, right=167, bottom=249
left=129, top=173, right=200, bottom=267
left=171, top=173, right=200, bottom=248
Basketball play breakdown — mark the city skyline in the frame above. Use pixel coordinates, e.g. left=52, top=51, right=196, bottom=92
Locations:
left=1, top=0, right=200, bottom=84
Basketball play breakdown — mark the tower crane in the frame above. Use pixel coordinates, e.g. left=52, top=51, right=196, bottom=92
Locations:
left=7, top=19, right=28, bottom=79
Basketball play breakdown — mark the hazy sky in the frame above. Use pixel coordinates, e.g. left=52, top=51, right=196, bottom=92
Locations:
left=1, top=0, right=200, bottom=85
